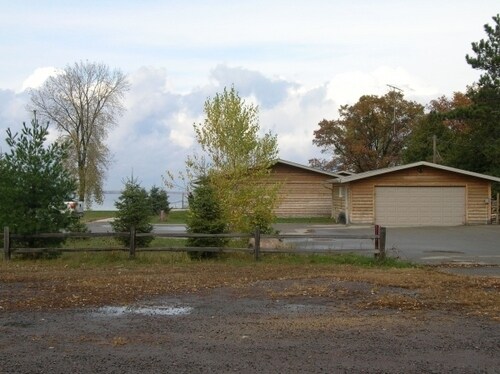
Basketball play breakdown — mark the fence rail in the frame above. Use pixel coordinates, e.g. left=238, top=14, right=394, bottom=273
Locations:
left=3, top=226, right=386, bottom=261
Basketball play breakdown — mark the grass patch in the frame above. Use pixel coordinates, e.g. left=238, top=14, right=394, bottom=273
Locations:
left=64, top=236, right=122, bottom=248
left=150, top=209, right=189, bottom=224
left=81, top=211, right=336, bottom=226
left=81, top=209, right=189, bottom=224
left=81, top=210, right=116, bottom=223
left=275, top=216, right=336, bottom=224
left=57, top=251, right=192, bottom=267
left=259, top=253, right=414, bottom=268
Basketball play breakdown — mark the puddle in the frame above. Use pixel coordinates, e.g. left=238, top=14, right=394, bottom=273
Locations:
left=279, top=303, right=328, bottom=314
left=93, top=305, right=193, bottom=317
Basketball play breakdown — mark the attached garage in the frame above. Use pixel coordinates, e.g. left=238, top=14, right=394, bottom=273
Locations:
left=329, top=161, right=500, bottom=226
left=375, top=186, right=465, bottom=226
left=268, top=159, right=345, bottom=217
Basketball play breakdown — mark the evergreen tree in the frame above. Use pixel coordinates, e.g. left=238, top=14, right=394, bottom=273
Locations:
left=466, top=14, right=500, bottom=88
left=453, top=14, right=500, bottom=178
left=149, top=185, right=171, bottom=216
left=404, top=15, right=499, bottom=181
left=0, top=113, right=77, bottom=250
left=186, top=176, right=227, bottom=259
left=111, top=178, right=153, bottom=247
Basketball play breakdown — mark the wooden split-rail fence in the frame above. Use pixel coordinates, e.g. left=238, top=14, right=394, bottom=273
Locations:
left=2, top=225, right=386, bottom=261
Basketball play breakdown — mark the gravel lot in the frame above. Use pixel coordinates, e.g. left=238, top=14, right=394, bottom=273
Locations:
left=1, top=276, right=499, bottom=373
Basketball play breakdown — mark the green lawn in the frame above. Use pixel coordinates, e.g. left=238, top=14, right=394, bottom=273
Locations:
left=274, top=216, right=336, bottom=224
left=82, top=210, right=335, bottom=225
left=82, top=209, right=189, bottom=224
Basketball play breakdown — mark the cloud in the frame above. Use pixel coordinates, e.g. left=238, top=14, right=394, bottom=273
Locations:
left=326, top=66, right=438, bottom=107
left=210, top=65, right=298, bottom=109
left=0, top=89, right=30, bottom=151
left=20, top=67, right=61, bottom=92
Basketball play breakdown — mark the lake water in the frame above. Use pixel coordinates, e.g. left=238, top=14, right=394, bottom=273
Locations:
left=89, top=191, right=188, bottom=211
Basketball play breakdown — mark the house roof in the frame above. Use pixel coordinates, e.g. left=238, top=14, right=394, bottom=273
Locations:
left=326, top=161, right=500, bottom=184
left=275, top=159, right=350, bottom=178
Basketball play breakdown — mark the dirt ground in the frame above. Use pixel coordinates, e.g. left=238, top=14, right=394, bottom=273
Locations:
left=1, top=264, right=499, bottom=373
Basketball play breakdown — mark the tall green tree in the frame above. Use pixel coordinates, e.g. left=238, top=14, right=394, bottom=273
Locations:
left=403, top=92, right=471, bottom=164
left=459, top=14, right=500, bottom=177
left=30, top=61, right=129, bottom=207
left=311, top=91, right=424, bottom=172
left=111, top=178, right=153, bottom=247
left=466, top=14, right=500, bottom=88
left=190, top=86, right=280, bottom=233
left=0, top=113, right=76, bottom=248
left=186, top=176, right=227, bottom=259
left=405, top=14, right=500, bottom=181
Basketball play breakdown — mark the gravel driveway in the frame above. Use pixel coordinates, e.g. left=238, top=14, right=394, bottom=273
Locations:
left=1, top=278, right=499, bottom=373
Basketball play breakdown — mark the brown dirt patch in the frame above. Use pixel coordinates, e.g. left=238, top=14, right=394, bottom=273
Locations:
left=0, top=262, right=499, bottom=373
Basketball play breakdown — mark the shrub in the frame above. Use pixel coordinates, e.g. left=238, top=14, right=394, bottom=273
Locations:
left=111, top=178, right=153, bottom=247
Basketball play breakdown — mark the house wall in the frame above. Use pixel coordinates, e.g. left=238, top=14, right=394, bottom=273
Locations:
left=331, top=185, right=346, bottom=220
left=346, top=166, right=491, bottom=224
left=269, top=163, right=333, bottom=217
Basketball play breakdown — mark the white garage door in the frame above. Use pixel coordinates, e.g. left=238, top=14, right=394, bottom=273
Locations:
left=375, top=187, right=465, bottom=226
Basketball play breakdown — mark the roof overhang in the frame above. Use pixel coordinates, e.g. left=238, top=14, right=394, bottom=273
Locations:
left=275, top=159, right=349, bottom=178
left=326, top=161, right=500, bottom=184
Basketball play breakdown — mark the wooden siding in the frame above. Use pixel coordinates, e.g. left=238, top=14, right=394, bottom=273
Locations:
left=346, top=166, right=492, bottom=224
left=332, top=185, right=346, bottom=219
left=269, top=163, right=333, bottom=217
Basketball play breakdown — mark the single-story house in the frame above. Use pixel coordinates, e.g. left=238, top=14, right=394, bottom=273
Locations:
left=269, top=159, right=351, bottom=217
left=328, top=161, right=500, bottom=226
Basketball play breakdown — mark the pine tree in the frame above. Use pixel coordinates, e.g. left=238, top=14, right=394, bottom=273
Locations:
left=111, top=178, right=153, bottom=247
left=149, top=185, right=171, bottom=216
left=186, top=177, right=227, bottom=259
left=0, top=113, right=77, bottom=252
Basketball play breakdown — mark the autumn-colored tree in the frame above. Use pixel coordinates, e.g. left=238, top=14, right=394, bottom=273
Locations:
left=190, top=86, right=280, bottom=233
left=311, top=91, right=424, bottom=172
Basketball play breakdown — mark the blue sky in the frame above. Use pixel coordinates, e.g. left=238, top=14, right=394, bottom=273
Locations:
left=0, top=1, right=498, bottom=206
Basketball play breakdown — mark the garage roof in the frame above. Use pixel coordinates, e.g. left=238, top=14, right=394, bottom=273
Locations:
left=327, top=161, right=500, bottom=184
left=276, top=159, right=353, bottom=178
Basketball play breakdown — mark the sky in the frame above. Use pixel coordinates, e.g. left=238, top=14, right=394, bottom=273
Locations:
left=0, top=1, right=498, bottom=207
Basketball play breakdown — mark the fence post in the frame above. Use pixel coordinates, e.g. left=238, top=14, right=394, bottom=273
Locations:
left=254, top=227, right=261, bottom=261
left=129, top=225, right=136, bottom=258
left=4, top=226, right=10, bottom=261
left=379, top=227, right=386, bottom=259
left=374, top=224, right=380, bottom=251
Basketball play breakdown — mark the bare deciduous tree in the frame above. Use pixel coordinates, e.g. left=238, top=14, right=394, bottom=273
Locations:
left=30, top=61, right=129, bottom=206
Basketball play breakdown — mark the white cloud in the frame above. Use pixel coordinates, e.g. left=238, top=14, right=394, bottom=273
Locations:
left=325, top=67, right=438, bottom=107
left=20, top=67, right=61, bottom=92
